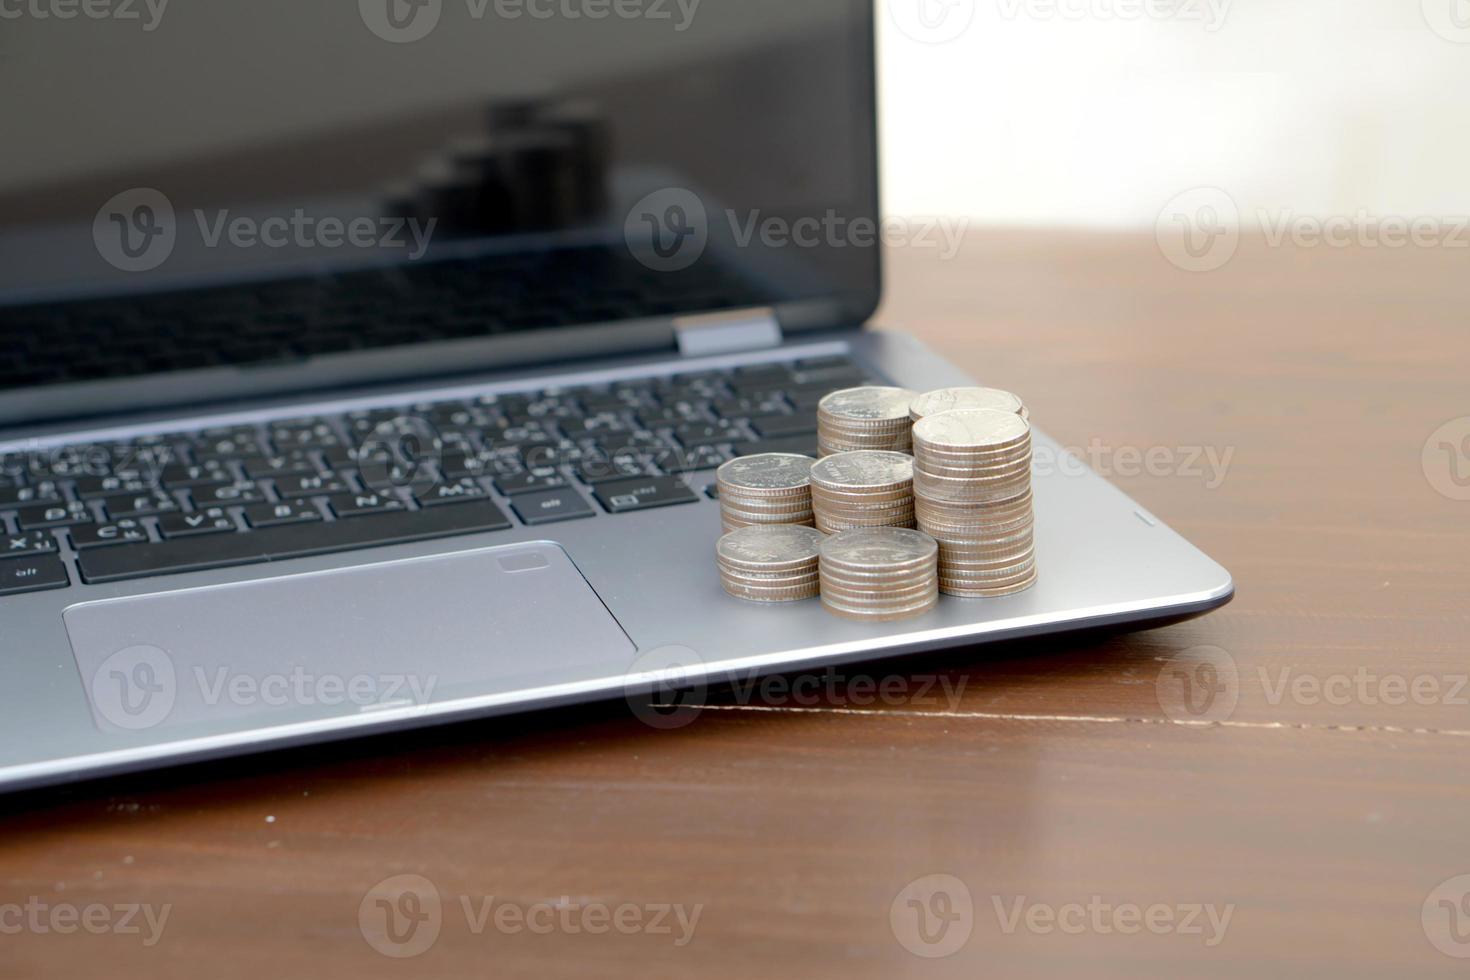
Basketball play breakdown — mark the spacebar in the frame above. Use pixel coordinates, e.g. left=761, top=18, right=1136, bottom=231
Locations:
left=77, top=503, right=513, bottom=584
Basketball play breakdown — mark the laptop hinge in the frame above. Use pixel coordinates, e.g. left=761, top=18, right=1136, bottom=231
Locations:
left=672, top=307, right=783, bottom=358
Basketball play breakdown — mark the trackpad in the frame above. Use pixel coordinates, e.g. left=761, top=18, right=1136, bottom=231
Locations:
left=64, top=543, right=635, bottom=734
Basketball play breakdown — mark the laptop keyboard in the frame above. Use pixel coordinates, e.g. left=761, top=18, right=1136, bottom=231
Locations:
left=0, top=354, right=875, bottom=593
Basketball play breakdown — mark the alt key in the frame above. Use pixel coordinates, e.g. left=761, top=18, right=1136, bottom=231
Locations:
left=512, top=488, right=596, bottom=526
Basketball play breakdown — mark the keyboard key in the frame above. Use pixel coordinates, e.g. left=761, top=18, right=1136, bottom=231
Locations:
left=794, top=366, right=868, bottom=388
left=0, top=482, right=62, bottom=508
left=576, top=395, right=632, bottom=416
left=194, top=482, right=267, bottom=506
left=712, top=396, right=785, bottom=420
left=733, top=363, right=793, bottom=382
left=416, top=479, right=490, bottom=508
left=243, top=452, right=318, bottom=480
left=789, top=384, right=858, bottom=410
left=420, top=401, right=487, bottom=429
left=70, top=519, right=150, bottom=549
left=493, top=421, right=559, bottom=445
left=244, top=500, right=323, bottom=529
left=658, top=402, right=716, bottom=425
left=583, top=431, right=666, bottom=455
left=511, top=488, right=596, bottom=526
left=101, top=490, right=179, bottom=519
left=575, top=455, right=648, bottom=485
left=0, top=555, right=69, bottom=596
left=343, top=409, right=417, bottom=437
left=672, top=422, right=738, bottom=449
left=2, top=530, right=58, bottom=559
left=193, top=444, right=265, bottom=465
left=269, top=420, right=340, bottom=449
left=493, top=469, right=567, bottom=496
left=277, top=472, right=351, bottom=497
left=319, top=445, right=372, bottom=471
left=25, top=447, right=107, bottom=480
left=439, top=449, right=498, bottom=479
left=560, top=415, right=629, bottom=437
left=508, top=442, right=578, bottom=471
left=17, top=501, right=93, bottom=530
left=729, top=376, right=794, bottom=397
left=159, top=508, right=236, bottom=539
left=356, top=459, right=426, bottom=492
left=161, top=462, right=231, bottom=488
left=77, top=501, right=513, bottom=584
left=593, top=475, right=699, bottom=514
left=73, top=474, right=157, bottom=499
left=749, top=413, right=819, bottom=439
left=326, top=491, right=405, bottom=519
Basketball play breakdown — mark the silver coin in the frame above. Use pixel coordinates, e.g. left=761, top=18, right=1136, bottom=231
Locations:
left=913, top=489, right=1034, bottom=513
left=922, top=525, right=1034, bottom=546
left=721, top=519, right=816, bottom=535
left=914, top=449, right=1032, bottom=471
left=822, top=593, right=938, bottom=621
left=940, top=567, right=1038, bottom=598
left=816, top=504, right=917, bottom=521
left=721, top=570, right=822, bottom=588
left=819, top=439, right=912, bottom=459
left=819, top=527, right=937, bottom=571
left=913, top=409, right=1031, bottom=453
left=816, top=500, right=917, bottom=516
left=812, top=485, right=916, bottom=504
left=819, top=577, right=939, bottom=599
left=910, top=387, right=1027, bottom=421
left=809, top=451, right=915, bottom=491
left=721, top=498, right=819, bottom=514
left=816, top=516, right=917, bottom=534
left=818, top=387, right=917, bottom=423
left=717, top=524, right=826, bottom=569
left=716, top=453, right=814, bottom=494
left=723, top=580, right=821, bottom=602
left=927, top=528, right=1036, bottom=550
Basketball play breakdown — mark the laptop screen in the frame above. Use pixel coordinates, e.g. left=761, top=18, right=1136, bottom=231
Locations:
left=0, top=0, right=878, bottom=415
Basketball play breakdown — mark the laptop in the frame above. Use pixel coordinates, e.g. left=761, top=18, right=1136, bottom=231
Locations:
left=0, top=0, right=1232, bottom=792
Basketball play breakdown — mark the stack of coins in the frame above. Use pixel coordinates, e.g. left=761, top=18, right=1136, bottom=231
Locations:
left=910, top=387, right=1029, bottom=423
left=809, top=451, right=917, bottom=534
left=817, top=387, right=917, bottom=456
left=717, top=525, right=825, bottom=602
left=819, top=527, right=940, bottom=620
left=911, top=409, right=1037, bottom=597
left=716, top=453, right=815, bottom=533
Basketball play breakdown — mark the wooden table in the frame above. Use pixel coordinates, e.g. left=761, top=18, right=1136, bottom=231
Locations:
left=5, top=231, right=1468, bottom=978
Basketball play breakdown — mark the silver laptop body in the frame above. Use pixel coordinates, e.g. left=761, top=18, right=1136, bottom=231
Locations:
left=0, top=0, right=1231, bottom=791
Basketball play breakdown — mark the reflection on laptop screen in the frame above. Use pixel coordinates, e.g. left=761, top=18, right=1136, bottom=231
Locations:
left=0, top=0, right=877, bottom=396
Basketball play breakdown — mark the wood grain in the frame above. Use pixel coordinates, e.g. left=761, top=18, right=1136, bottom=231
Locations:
left=3, top=231, right=1468, bottom=978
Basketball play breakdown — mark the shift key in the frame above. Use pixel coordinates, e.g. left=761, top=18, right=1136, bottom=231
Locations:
left=593, top=475, right=698, bottom=514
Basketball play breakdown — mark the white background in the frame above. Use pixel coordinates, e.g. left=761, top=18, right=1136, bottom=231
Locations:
left=877, top=0, right=1470, bottom=226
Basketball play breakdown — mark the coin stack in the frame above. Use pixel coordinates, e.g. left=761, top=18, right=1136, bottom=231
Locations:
left=809, top=451, right=917, bottom=534
left=910, top=386, right=1029, bottom=423
left=716, top=453, right=815, bottom=533
left=911, top=409, right=1037, bottom=597
left=817, top=387, right=917, bottom=456
left=819, top=527, right=939, bottom=621
left=717, top=525, right=825, bottom=602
